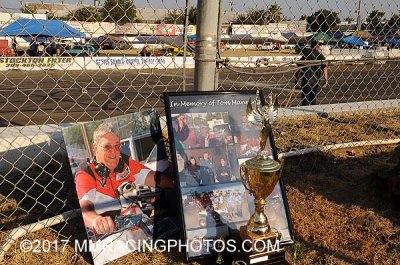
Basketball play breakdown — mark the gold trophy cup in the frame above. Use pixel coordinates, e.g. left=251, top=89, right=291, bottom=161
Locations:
left=240, top=154, right=283, bottom=241
left=239, top=91, right=284, bottom=242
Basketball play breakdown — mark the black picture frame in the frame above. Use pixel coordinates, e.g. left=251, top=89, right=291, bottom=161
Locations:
left=164, top=91, right=294, bottom=261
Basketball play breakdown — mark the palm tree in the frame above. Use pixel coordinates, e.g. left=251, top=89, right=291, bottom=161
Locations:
left=365, top=10, right=386, bottom=32
left=268, top=3, right=283, bottom=23
left=235, top=4, right=283, bottom=25
left=385, top=13, right=399, bottom=33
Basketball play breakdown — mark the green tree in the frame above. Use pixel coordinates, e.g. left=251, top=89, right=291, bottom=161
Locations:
left=162, top=7, right=196, bottom=24
left=386, top=14, right=400, bottom=32
left=21, top=5, right=37, bottom=14
left=236, top=5, right=283, bottom=25
left=306, top=9, right=341, bottom=32
left=187, top=6, right=197, bottom=24
left=268, top=3, right=283, bottom=23
left=103, top=0, right=136, bottom=24
left=68, top=6, right=102, bottom=22
left=345, top=16, right=355, bottom=23
left=365, top=10, right=386, bottom=32
left=299, top=15, right=307, bottom=20
left=236, top=9, right=265, bottom=24
left=163, top=9, right=184, bottom=24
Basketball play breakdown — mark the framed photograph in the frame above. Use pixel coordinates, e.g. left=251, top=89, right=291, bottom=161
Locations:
left=164, top=91, right=294, bottom=261
left=61, top=110, right=174, bottom=265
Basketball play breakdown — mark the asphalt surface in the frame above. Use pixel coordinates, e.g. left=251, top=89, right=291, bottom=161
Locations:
left=0, top=61, right=399, bottom=126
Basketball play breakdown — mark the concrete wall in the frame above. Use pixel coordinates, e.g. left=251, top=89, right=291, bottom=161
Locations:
left=0, top=124, right=65, bottom=175
left=2, top=51, right=399, bottom=71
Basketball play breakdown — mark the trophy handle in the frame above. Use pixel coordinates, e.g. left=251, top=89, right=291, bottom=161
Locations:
left=239, top=165, right=251, bottom=192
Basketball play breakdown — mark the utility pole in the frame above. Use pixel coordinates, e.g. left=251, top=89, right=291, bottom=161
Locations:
left=356, top=0, right=362, bottom=31
left=194, top=0, right=220, bottom=91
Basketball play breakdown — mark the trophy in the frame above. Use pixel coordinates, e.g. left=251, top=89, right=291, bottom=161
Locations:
left=239, top=90, right=284, bottom=243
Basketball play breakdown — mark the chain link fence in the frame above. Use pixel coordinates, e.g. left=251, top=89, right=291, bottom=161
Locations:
left=215, top=0, right=400, bottom=155
left=0, top=0, right=399, bottom=263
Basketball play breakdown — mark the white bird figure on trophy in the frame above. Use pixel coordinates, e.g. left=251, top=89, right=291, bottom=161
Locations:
left=246, top=90, right=278, bottom=153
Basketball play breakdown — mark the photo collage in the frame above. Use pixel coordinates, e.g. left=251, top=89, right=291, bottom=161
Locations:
left=173, top=111, right=266, bottom=188
left=172, top=110, right=269, bottom=258
left=165, top=92, right=293, bottom=260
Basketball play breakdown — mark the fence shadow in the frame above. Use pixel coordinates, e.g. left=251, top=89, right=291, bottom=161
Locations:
left=282, top=147, right=400, bottom=262
left=0, top=159, right=79, bottom=231
left=283, top=148, right=399, bottom=223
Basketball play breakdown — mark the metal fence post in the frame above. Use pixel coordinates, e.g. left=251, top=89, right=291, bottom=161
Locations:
left=182, top=0, right=191, bottom=92
left=194, top=0, right=219, bottom=91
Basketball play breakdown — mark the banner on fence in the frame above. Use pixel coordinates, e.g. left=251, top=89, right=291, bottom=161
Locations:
left=0, top=56, right=196, bottom=71
left=0, top=57, right=74, bottom=68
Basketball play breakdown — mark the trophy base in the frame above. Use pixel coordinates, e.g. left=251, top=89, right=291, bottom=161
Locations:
left=229, top=226, right=291, bottom=265
left=234, top=226, right=288, bottom=265
left=240, top=249, right=287, bottom=265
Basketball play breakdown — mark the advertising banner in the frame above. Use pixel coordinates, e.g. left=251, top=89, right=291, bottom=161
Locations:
left=155, top=24, right=177, bottom=36
left=0, top=57, right=74, bottom=68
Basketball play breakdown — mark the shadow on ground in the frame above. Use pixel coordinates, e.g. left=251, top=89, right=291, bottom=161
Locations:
left=282, top=145, right=400, bottom=264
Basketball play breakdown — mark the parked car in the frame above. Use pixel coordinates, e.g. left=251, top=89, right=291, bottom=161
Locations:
left=99, top=38, right=115, bottom=50
left=153, top=45, right=193, bottom=56
left=99, top=38, right=131, bottom=50
left=63, top=44, right=98, bottom=57
left=260, top=41, right=275, bottom=51
left=86, top=40, right=101, bottom=51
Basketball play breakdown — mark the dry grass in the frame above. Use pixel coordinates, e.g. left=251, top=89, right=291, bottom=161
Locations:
left=1, top=109, right=400, bottom=265
left=284, top=146, right=400, bottom=264
left=274, top=109, right=400, bottom=153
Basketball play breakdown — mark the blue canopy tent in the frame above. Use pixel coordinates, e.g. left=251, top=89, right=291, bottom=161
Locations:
left=282, top=32, right=297, bottom=38
left=306, top=32, right=339, bottom=44
left=341, top=35, right=365, bottom=46
left=382, top=38, right=400, bottom=47
left=187, top=34, right=196, bottom=41
left=332, top=31, right=344, bottom=39
left=0, top=18, right=84, bottom=38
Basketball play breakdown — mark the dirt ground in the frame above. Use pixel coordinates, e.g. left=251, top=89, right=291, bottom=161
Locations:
left=1, top=110, right=400, bottom=265
left=284, top=145, right=400, bottom=264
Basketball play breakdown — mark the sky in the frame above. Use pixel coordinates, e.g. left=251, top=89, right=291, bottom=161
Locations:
left=1, top=0, right=399, bottom=21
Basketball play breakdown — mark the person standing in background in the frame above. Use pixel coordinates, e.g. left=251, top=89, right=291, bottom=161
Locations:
left=11, top=37, right=17, bottom=55
left=295, top=40, right=328, bottom=106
